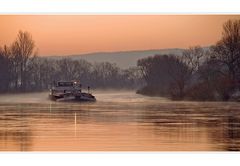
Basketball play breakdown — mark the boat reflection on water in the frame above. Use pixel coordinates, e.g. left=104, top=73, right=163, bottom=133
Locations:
left=0, top=91, right=240, bottom=151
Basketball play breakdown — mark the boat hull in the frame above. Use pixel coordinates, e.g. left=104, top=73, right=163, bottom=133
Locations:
left=49, top=93, right=96, bottom=102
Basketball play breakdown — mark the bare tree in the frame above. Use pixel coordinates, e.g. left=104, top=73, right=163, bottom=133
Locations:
left=166, top=55, right=192, bottom=99
left=211, top=19, right=240, bottom=91
left=0, top=45, right=13, bottom=92
left=11, top=30, right=36, bottom=91
left=182, top=46, right=206, bottom=74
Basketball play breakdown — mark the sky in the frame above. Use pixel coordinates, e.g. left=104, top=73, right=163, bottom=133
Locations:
left=0, top=15, right=240, bottom=56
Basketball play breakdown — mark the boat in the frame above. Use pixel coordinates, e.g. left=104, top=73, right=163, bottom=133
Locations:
left=49, top=81, right=96, bottom=102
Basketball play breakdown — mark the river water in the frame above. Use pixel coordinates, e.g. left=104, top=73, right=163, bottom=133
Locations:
left=0, top=91, right=240, bottom=151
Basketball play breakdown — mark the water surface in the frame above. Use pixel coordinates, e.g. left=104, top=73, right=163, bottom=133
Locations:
left=0, top=91, right=240, bottom=151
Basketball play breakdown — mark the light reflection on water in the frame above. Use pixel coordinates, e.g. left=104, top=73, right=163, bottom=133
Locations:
left=0, top=91, right=240, bottom=151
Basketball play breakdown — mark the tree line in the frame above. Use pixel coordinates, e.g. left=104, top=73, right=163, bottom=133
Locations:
left=137, top=19, right=240, bottom=101
left=1, top=19, right=240, bottom=101
left=0, top=31, right=142, bottom=93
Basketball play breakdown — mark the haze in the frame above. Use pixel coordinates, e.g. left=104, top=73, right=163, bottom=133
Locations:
left=0, top=15, right=240, bottom=56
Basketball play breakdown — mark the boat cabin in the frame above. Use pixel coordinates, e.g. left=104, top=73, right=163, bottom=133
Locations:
left=51, top=81, right=81, bottom=93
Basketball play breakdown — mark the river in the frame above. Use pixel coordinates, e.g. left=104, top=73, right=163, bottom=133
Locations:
left=0, top=91, right=240, bottom=151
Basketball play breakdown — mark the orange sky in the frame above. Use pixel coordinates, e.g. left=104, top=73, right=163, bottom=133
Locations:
left=0, top=15, right=239, bottom=56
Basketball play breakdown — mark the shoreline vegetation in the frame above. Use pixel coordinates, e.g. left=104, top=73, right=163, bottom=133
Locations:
left=0, top=19, right=240, bottom=102
left=137, top=19, right=240, bottom=101
left=0, top=31, right=143, bottom=93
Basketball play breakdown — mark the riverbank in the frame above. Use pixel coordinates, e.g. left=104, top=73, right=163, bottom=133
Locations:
left=137, top=86, right=240, bottom=102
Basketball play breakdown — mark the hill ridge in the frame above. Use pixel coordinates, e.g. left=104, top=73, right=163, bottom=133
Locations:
left=46, top=48, right=185, bottom=68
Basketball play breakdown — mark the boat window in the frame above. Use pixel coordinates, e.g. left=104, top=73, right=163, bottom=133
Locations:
left=57, top=82, right=74, bottom=87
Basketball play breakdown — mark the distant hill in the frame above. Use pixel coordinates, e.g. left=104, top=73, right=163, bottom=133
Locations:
left=46, top=48, right=184, bottom=69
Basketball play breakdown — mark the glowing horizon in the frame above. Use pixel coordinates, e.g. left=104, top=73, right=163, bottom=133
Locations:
left=0, top=15, right=240, bottom=56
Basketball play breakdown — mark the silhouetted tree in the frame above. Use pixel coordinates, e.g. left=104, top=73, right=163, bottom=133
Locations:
left=137, top=54, right=191, bottom=99
left=122, top=67, right=143, bottom=89
left=0, top=45, right=13, bottom=92
left=11, top=30, right=36, bottom=91
left=166, top=55, right=192, bottom=99
left=211, top=20, right=240, bottom=95
left=182, top=46, right=206, bottom=74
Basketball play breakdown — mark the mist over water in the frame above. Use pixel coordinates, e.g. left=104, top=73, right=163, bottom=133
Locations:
left=0, top=91, right=240, bottom=151
left=0, top=92, right=50, bottom=104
